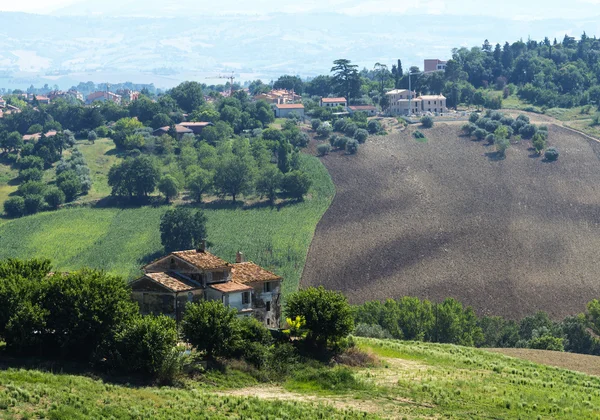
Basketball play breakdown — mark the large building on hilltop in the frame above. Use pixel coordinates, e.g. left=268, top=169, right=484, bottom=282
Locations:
left=130, top=245, right=282, bottom=328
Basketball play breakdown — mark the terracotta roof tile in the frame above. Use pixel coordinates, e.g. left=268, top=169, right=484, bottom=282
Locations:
left=232, top=262, right=281, bottom=284
left=275, top=104, right=304, bottom=109
left=321, top=97, right=347, bottom=103
left=173, top=249, right=231, bottom=270
left=145, top=272, right=198, bottom=292
left=210, top=281, right=252, bottom=293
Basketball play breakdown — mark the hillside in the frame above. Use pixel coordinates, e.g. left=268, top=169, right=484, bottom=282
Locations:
left=0, top=153, right=334, bottom=294
left=302, top=123, right=600, bottom=319
left=3, top=338, right=600, bottom=418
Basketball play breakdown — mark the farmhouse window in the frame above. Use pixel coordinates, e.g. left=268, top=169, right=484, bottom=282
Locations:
left=212, top=271, right=225, bottom=281
left=169, top=258, right=175, bottom=269
left=266, top=301, right=271, bottom=312
left=264, top=282, right=272, bottom=293
left=242, top=292, right=250, bottom=305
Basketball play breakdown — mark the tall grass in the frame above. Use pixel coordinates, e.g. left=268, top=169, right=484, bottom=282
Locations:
left=0, top=154, right=334, bottom=294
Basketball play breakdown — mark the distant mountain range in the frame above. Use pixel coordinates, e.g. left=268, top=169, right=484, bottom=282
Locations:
left=0, top=11, right=599, bottom=90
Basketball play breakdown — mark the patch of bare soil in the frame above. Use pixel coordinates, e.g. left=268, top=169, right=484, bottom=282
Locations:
left=302, top=123, right=600, bottom=319
left=487, top=348, right=600, bottom=377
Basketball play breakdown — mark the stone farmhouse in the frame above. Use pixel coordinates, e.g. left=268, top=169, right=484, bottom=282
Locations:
left=385, top=89, right=447, bottom=116
left=130, top=246, right=282, bottom=328
left=424, top=59, right=447, bottom=73
left=320, top=97, right=347, bottom=108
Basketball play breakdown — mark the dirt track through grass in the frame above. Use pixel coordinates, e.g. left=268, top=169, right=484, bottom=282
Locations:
left=302, top=124, right=600, bottom=319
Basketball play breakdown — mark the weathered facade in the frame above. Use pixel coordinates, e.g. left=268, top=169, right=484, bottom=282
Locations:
left=130, top=247, right=282, bottom=328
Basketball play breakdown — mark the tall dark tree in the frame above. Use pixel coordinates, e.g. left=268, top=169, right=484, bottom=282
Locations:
left=331, top=59, right=361, bottom=103
left=160, top=207, right=207, bottom=252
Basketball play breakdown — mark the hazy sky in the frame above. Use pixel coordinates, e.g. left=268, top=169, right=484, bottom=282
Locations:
left=3, top=0, right=600, bottom=20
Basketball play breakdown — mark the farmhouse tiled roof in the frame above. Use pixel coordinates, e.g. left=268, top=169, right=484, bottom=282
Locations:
left=321, top=97, right=347, bottom=103
left=172, top=249, right=231, bottom=270
left=419, top=94, right=446, bottom=100
left=210, top=281, right=252, bottom=293
left=179, top=122, right=212, bottom=127
left=232, top=262, right=281, bottom=284
left=155, top=125, right=194, bottom=134
left=348, top=105, right=377, bottom=111
left=145, top=271, right=198, bottom=292
left=275, top=103, right=304, bottom=109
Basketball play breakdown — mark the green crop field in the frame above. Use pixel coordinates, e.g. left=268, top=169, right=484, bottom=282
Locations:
left=0, top=154, right=334, bottom=294
left=3, top=338, right=600, bottom=419
left=76, top=138, right=124, bottom=200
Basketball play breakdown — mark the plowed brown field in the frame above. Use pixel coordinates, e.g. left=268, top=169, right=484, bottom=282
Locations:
left=302, top=124, right=600, bottom=319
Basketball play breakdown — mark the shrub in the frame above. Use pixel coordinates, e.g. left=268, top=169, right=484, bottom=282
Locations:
left=469, top=113, right=479, bottom=123
left=3, top=196, right=25, bottom=218
left=474, top=128, right=487, bottom=141
left=95, top=126, right=110, bottom=137
left=413, top=130, right=426, bottom=139
left=354, top=323, right=392, bottom=339
left=343, top=122, right=358, bottom=137
left=316, top=124, right=332, bottom=139
left=532, top=132, right=547, bottom=154
left=500, top=116, right=514, bottom=127
left=485, top=119, right=501, bottom=133
left=88, top=130, right=98, bottom=142
left=544, top=147, right=559, bottom=161
left=420, top=115, right=434, bottom=128
left=19, top=156, right=44, bottom=171
left=285, top=286, right=354, bottom=352
left=495, top=137, right=510, bottom=157
left=17, top=181, right=46, bottom=197
left=24, top=194, right=45, bottom=214
left=516, top=114, right=530, bottom=124
left=486, top=133, right=496, bottom=144
left=19, top=168, right=43, bottom=182
left=317, top=143, right=331, bottom=156
left=281, top=170, right=312, bottom=200
left=367, top=119, right=382, bottom=134
left=333, top=135, right=349, bottom=150
left=345, top=139, right=359, bottom=154
left=311, top=119, right=322, bottom=131
left=44, top=187, right=65, bottom=210
left=333, top=119, right=346, bottom=132
left=519, top=124, right=538, bottom=139
left=354, top=128, right=368, bottom=144
left=112, top=315, right=178, bottom=376
left=181, top=301, right=240, bottom=359
left=529, top=335, right=564, bottom=351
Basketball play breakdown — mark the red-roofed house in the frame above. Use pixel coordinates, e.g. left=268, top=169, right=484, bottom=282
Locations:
left=130, top=247, right=282, bottom=326
left=274, top=103, right=304, bottom=118
left=178, top=121, right=214, bottom=135
left=320, top=97, right=347, bottom=108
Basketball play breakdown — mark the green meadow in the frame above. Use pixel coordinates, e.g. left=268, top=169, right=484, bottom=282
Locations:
left=0, top=154, right=334, bottom=294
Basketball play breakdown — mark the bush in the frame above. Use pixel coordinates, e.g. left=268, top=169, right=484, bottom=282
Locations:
left=354, top=128, right=368, bottom=144
left=112, top=315, right=179, bottom=376
left=316, top=124, right=332, bottom=139
left=544, top=147, right=559, bottom=161
left=19, top=168, right=43, bottom=182
left=88, top=130, right=98, bottom=142
left=44, top=187, right=66, bottom=210
left=354, top=323, right=392, bottom=339
left=311, top=119, right=322, bottom=131
left=495, top=137, right=510, bottom=157
left=529, top=335, right=564, bottom=351
left=532, top=133, right=547, bottom=154
left=519, top=124, right=538, bottom=139
left=181, top=301, right=240, bottom=359
left=345, top=139, right=358, bottom=154
left=474, top=128, right=487, bottom=141
left=285, top=286, right=354, bottom=352
left=333, top=135, right=349, bottom=150
left=420, top=116, right=434, bottom=128
left=4, top=196, right=25, bottom=218
left=500, top=116, right=514, bottom=127
left=469, top=113, right=479, bottom=123
left=281, top=170, right=312, bottom=200
left=485, top=119, right=501, bottom=133
left=95, top=126, right=110, bottom=137
left=24, top=194, right=45, bottom=214
left=333, top=119, right=346, bottom=132
left=317, top=143, right=331, bottom=156
left=485, top=133, right=496, bottom=144
left=413, top=130, right=426, bottom=139
left=19, top=156, right=44, bottom=171
left=343, top=122, right=358, bottom=137
left=367, top=119, right=382, bottom=134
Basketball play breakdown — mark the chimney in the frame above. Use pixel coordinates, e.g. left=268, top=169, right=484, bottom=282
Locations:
left=197, top=240, right=206, bottom=253
left=236, top=251, right=244, bottom=263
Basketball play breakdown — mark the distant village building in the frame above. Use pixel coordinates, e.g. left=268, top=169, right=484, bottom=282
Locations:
left=254, top=89, right=301, bottom=104
left=130, top=247, right=282, bottom=327
left=320, top=97, right=347, bottom=108
left=34, top=95, right=50, bottom=105
left=386, top=89, right=447, bottom=116
left=348, top=105, right=377, bottom=116
left=48, top=89, right=84, bottom=102
left=86, top=91, right=122, bottom=105
left=178, top=122, right=213, bottom=135
left=152, top=124, right=193, bottom=140
left=0, top=97, right=6, bottom=108
left=116, top=89, right=141, bottom=102
left=274, top=103, right=305, bottom=118
left=424, top=59, right=447, bottom=73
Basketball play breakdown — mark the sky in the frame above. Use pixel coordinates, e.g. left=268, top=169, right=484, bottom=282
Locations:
left=2, top=0, right=600, bottom=20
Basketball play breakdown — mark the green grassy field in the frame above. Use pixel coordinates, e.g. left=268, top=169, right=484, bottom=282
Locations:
left=76, top=138, right=123, bottom=200
left=3, top=338, right=600, bottom=419
left=0, top=163, right=17, bottom=210
left=0, top=154, right=334, bottom=294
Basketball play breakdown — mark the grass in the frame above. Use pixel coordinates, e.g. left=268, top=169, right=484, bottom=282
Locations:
left=0, top=154, right=334, bottom=294
left=5, top=338, right=600, bottom=418
left=0, top=159, right=18, bottom=209
left=76, top=138, right=123, bottom=200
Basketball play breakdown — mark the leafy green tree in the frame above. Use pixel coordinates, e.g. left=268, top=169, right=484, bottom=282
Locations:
left=158, top=175, right=179, bottom=203
left=108, top=156, right=160, bottom=200
left=367, top=120, right=382, bottom=134
left=24, top=194, right=45, bottom=214
left=19, top=156, right=44, bottom=171
left=57, top=170, right=82, bottom=202
left=186, top=168, right=213, bottom=203
left=285, top=286, right=354, bottom=351
left=214, top=154, right=255, bottom=203
left=111, top=315, right=178, bottom=376
left=3, top=196, right=26, bottom=218
left=317, top=143, right=331, bottom=156
left=282, top=170, right=311, bottom=200
left=529, top=334, right=564, bottom=351
left=160, top=207, right=207, bottom=252
left=181, top=300, right=240, bottom=359
left=345, top=139, right=358, bottom=154
left=331, top=59, right=361, bottom=103
left=256, top=164, right=282, bottom=205
left=19, top=168, right=43, bottom=182
left=421, top=116, right=434, bottom=128
left=168, top=81, right=204, bottom=113
left=87, top=130, right=97, bottom=143
left=316, top=124, right=332, bottom=139
left=311, top=119, right=322, bottom=131
left=273, top=75, right=304, bottom=94
left=544, top=147, right=559, bottom=161
left=354, top=128, right=368, bottom=144
left=44, top=187, right=66, bottom=210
